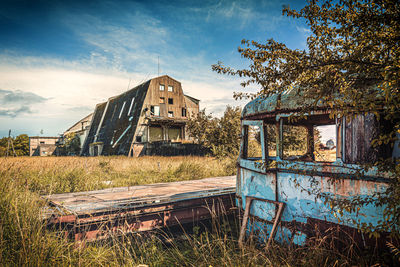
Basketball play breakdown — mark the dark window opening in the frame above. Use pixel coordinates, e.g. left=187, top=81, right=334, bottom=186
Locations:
left=182, top=108, right=187, bottom=117
left=136, top=135, right=142, bottom=142
left=40, top=141, right=45, bottom=144
left=168, top=98, right=173, bottom=104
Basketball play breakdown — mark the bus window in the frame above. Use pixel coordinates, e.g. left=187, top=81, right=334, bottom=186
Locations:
left=314, top=124, right=336, bottom=162
left=282, top=125, right=308, bottom=160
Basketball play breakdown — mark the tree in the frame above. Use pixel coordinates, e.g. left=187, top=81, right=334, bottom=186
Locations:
left=187, top=106, right=242, bottom=158
left=62, top=132, right=81, bottom=155
left=13, top=134, right=29, bottom=156
left=0, top=134, right=29, bottom=156
left=213, top=0, right=399, bottom=235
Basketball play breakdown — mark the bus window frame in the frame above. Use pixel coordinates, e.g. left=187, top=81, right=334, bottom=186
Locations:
left=240, top=120, right=268, bottom=164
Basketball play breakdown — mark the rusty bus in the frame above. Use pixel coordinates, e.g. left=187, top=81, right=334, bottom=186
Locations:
left=236, top=91, right=399, bottom=248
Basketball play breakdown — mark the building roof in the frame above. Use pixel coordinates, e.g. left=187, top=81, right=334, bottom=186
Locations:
left=184, top=94, right=200, bottom=104
left=64, top=113, right=93, bottom=134
left=29, top=136, right=59, bottom=139
left=81, top=79, right=151, bottom=156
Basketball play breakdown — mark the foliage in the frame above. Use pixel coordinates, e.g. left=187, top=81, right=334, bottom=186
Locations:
left=0, top=134, right=29, bottom=156
left=62, top=132, right=81, bottom=155
left=213, top=0, right=400, bottom=236
left=187, top=106, right=242, bottom=159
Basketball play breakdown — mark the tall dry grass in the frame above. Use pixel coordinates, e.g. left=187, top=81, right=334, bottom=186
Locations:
left=0, top=156, right=234, bottom=195
left=0, top=156, right=394, bottom=266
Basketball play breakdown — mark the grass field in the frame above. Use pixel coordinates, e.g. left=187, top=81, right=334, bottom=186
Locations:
left=0, top=156, right=235, bottom=195
left=0, top=156, right=393, bottom=266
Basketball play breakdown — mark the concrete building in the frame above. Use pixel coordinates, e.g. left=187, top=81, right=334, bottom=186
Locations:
left=29, top=136, right=59, bottom=156
left=81, top=75, right=200, bottom=156
left=63, top=113, right=93, bottom=154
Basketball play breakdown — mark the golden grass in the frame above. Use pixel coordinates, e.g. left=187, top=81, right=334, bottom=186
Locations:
left=0, top=155, right=390, bottom=266
left=0, top=156, right=234, bottom=195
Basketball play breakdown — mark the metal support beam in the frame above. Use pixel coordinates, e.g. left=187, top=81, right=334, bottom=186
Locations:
left=238, top=196, right=285, bottom=249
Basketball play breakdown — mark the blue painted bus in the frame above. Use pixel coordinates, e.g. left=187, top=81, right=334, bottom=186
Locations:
left=237, top=91, right=399, bottom=247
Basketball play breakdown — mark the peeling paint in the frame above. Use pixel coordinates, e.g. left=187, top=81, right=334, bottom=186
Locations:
left=237, top=94, right=396, bottom=247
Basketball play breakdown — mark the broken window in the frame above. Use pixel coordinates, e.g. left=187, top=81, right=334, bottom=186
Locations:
left=127, top=97, right=135, bottom=115
left=149, top=126, right=163, bottom=141
left=282, top=125, right=308, bottom=160
left=168, top=127, right=181, bottom=141
left=168, top=98, right=174, bottom=104
left=136, top=135, right=142, bottom=142
left=182, top=108, right=187, bottom=117
left=168, top=85, right=173, bottom=92
left=119, top=101, right=126, bottom=118
left=168, top=111, right=174, bottom=117
left=314, top=124, right=336, bottom=162
left=242, top=124, right=263, bottom=160
left=159, top=84, right=165, bottom=91
left=150, top=105, right=160, bottom=116
left=265, top=124, right=277, bottom=157
left=160, top=97, right=165, bottom=104
left=247, top=125, right=262, bottom=158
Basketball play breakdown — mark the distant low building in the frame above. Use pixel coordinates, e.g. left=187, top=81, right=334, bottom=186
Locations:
left=326, top=139, right=335, bottom=150
left=81, top=75, right=201, bottom=156
left=29, top=136, right=59, bottom=156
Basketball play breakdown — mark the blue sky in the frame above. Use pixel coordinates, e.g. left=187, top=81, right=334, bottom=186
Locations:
left=0, top=0, right=311, bottom=137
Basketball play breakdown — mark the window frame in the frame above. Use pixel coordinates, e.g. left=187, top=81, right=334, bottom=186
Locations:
left=277, top=116, right=339, bottom=163
left=168, top=85, right=173, bottom=92
left=240, top=120, right=268, bottom=163
left=150, top=105, right=160, bottom=116
left=159, top=84, right=165, bottom=91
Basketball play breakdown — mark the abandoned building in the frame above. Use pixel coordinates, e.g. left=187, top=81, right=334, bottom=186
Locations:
left=29, top=136, right=59, bottom=156
left=62, top=113, right=93, bottom=154
left=81, top=75, right=200, bottom=156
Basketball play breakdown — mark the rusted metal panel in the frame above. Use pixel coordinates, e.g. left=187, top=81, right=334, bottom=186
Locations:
left=44, top=176, right=235, bottom=241
left=238, top=93, right=397, bottom=248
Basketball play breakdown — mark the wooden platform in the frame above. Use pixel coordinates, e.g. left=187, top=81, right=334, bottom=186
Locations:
left=43, top=176, right=236, bottom=241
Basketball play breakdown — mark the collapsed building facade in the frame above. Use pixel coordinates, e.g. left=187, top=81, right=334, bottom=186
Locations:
left=81, top=75, right=200, bottom=157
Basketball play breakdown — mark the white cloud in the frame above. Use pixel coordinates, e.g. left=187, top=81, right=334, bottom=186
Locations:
left=0, top=54, right=249, bottom=136
left=0, top=0, right=277, bottom=137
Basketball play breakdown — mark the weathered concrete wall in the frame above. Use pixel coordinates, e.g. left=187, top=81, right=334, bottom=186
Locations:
left=29, top=137, right=59, bottom=156
left=81, top=75, right=200, bottom=157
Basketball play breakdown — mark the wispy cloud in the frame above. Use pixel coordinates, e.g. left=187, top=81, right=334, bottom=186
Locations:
left=0, top=105, right=33, bottom=117
left=0, top=88, right=47, bottom=117
left=0, top=88, right=47, bottom=104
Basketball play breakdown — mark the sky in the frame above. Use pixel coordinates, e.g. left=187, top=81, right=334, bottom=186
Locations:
left=0, top=0, right=312, bottom=138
